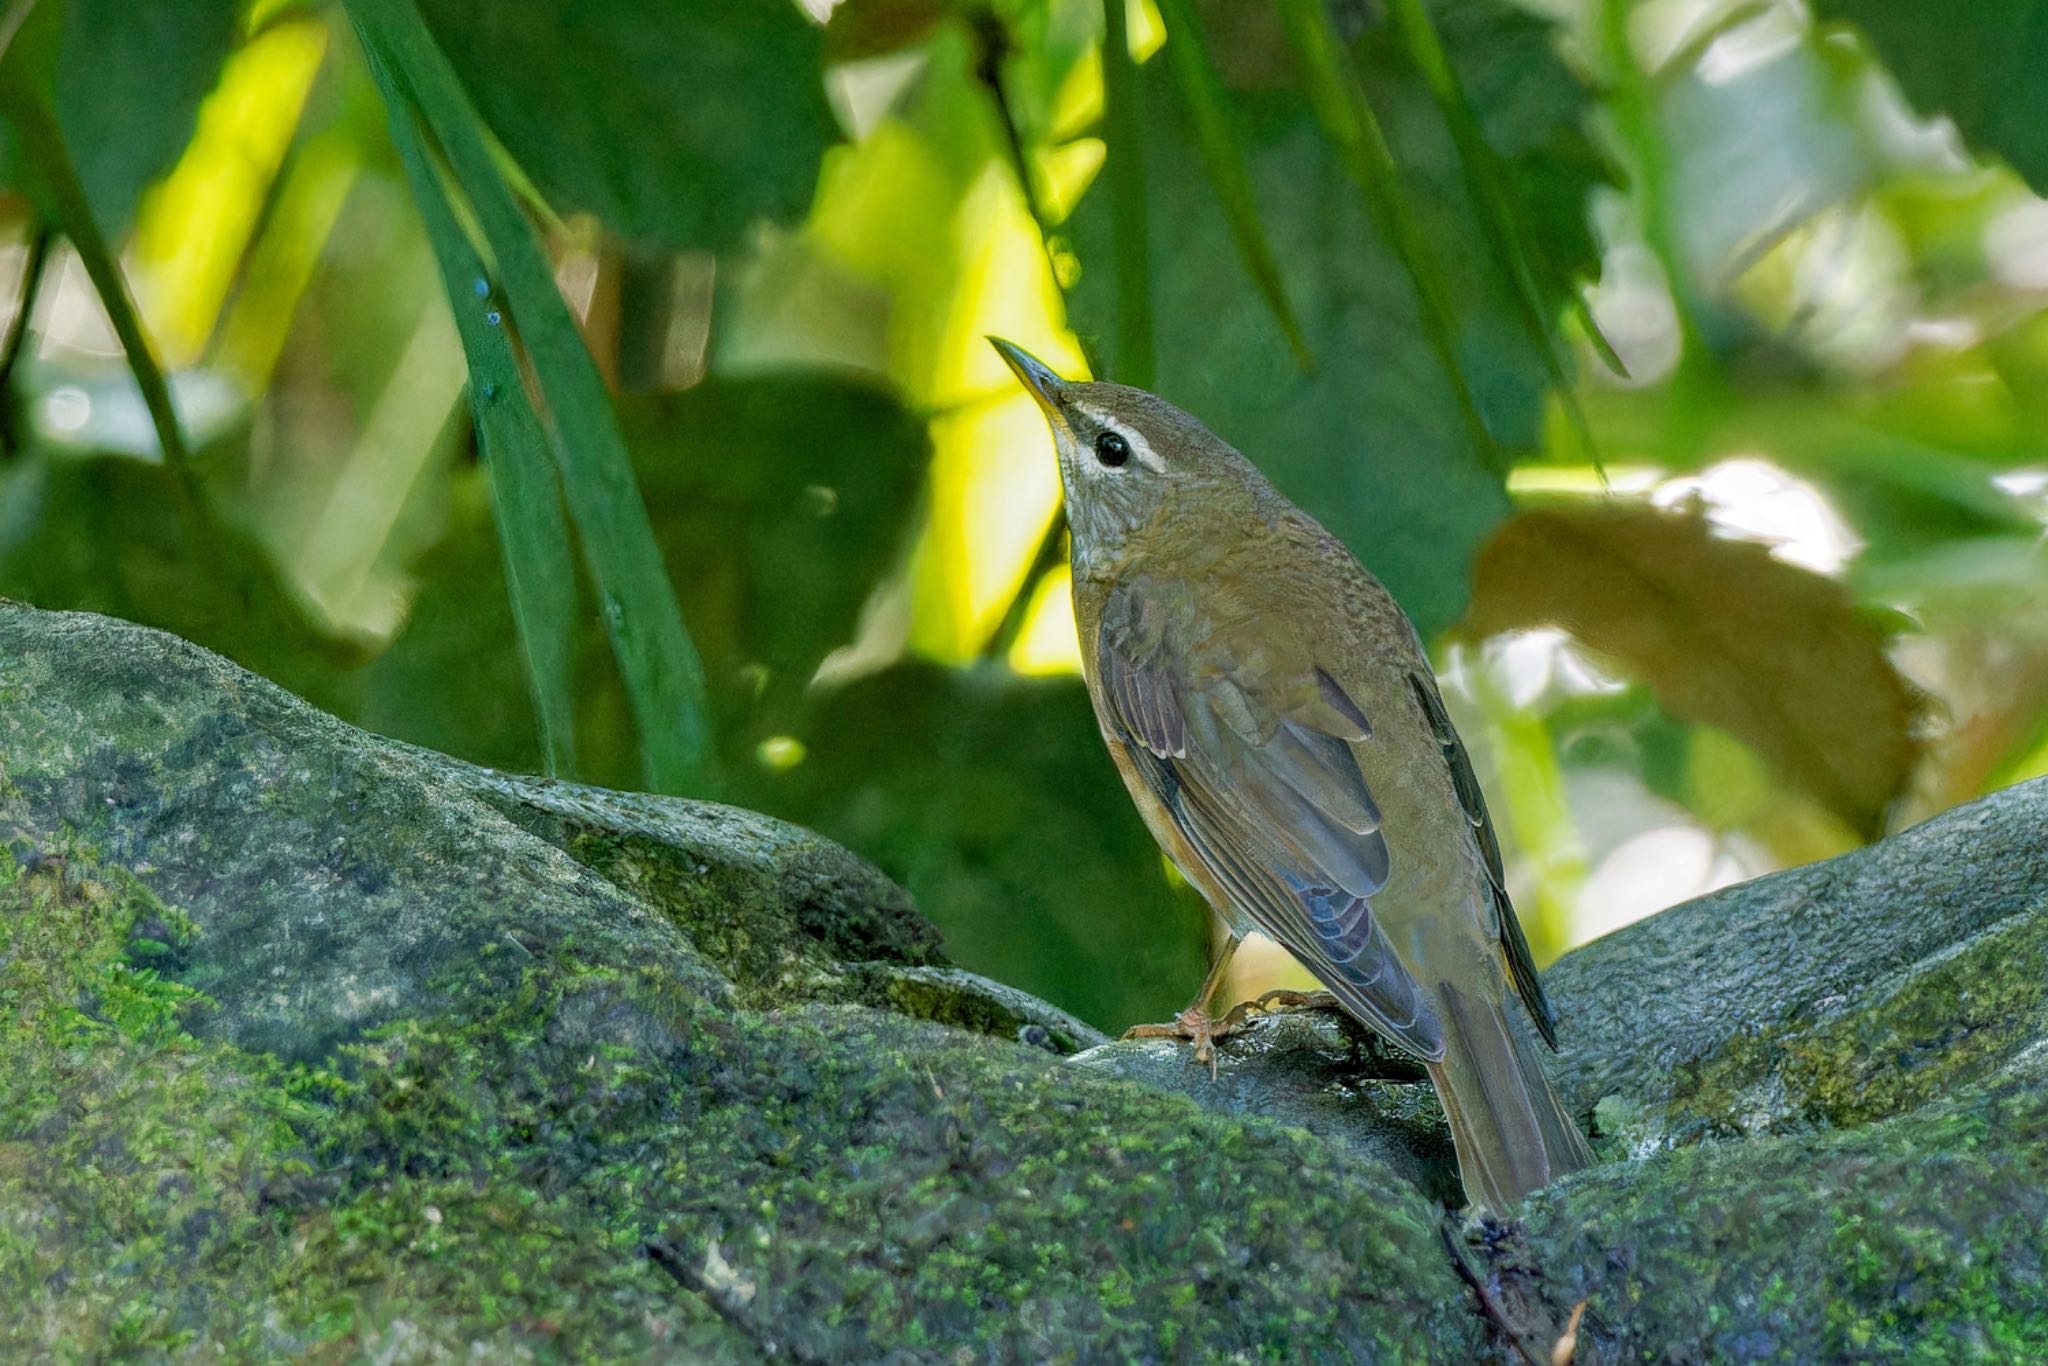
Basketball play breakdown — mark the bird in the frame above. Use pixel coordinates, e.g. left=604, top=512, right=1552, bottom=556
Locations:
left=990, top=337, right=1593, bottom=1210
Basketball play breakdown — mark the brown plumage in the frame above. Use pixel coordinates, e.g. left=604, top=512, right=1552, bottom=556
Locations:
left=992, top=338, right=1592, bottom=1210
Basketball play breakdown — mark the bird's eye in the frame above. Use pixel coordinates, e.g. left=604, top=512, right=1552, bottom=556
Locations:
left=1094, top=431, right=1131, bottom=468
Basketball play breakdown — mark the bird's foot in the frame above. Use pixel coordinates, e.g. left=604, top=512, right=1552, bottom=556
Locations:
left=1120, top=991, right=1345, bottom=1077
left=1121, top=1005, right=1242, bottom=1079
left=1232, top=988, right=1342, bottom=1020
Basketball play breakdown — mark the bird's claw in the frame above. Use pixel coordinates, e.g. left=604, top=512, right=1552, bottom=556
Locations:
left=1121, top=1005, right=1234, bottom=1079
left=1238, top=988, right=1342, bottom=1018
left=1120, top=990, right=1346, bottom=1078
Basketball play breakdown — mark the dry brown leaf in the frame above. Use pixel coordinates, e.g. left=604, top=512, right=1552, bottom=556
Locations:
left=1467, top=503, right=1918, bottom=838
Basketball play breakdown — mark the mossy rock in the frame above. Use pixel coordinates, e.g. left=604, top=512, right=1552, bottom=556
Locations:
left=0, top=605, right=1466, bottom=1360
left=2, top=602, right=2045, bottom=1361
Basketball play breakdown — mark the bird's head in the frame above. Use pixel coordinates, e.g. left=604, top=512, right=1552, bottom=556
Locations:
left=989, top=338, right=1261, bottom=570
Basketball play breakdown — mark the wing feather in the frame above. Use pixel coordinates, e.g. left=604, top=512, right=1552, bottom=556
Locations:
left=1100, top=584, right=1442, bottom=1058
left=1405, top=672, right=1559, bottom=1048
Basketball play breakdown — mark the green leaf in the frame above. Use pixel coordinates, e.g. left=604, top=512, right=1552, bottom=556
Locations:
left=617, top=378, right=930, bottom=739
left=1151, top=0, right=1312, bottom=373
left=1099, top=0, right=1153, bottom=388
left=1269, top=0, right=1495, bottom=467
left=0, top=36, right=194, bottom=498
left=1797, top=431, right=2044, bottom=562
left=0, top=449, right=361, bottom=704
left=476, top=390, right=582, bottom=779
left=370, top=49, right=579, bottom=779
left=414, top=0, right=836, bottom=251
left=1466, top=502, right=1920, bottom=839
left=1068, top=0, right=1605, bottom=636
left=53, top=0, right=239, bottom=238
left=1812, top=0, right=2048, bottom=194
left=734, top=663, right=1210, bottom=1032
left=347, top=0, right=713, bottom=793
left=362, top=375, right=931, bottom=786
left=1383, top=0, right=1607, bottom=446
left=1413, top=0, right=1610, bottom=331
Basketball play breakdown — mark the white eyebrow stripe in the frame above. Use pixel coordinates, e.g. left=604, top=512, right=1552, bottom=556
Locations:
left=1073, top=403, right=1166, bottom=472
left=1123, top=426, right=1166, bottom=472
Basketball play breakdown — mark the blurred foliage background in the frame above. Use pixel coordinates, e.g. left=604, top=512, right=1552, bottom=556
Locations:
left=2, top=0, right=2044, bottom=1032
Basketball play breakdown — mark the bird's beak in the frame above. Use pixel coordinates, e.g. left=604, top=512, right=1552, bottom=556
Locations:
left=988, top=337, right=1067, bottom=422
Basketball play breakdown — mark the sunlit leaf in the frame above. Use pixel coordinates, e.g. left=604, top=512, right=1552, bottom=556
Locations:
left=415, top=0, right=836, bottom=252
left=1813, top=0, right=2048, bottom=194
left=53, top=0, right=239, bottom=239
left=124, top=19, right=327, bottom=370
left=1467, top=502, right=1920, bottom=837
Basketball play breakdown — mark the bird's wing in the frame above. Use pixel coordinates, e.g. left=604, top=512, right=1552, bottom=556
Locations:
left=1098, top=582, right=1444, bottom=1059
left=1405, top=670, right=1558, bottom=1047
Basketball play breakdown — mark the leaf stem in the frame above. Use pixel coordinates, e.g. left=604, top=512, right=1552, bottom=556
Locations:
left=1272, top=0, right=1502, bottom=471
left=1153, top=0, right=1313, bottom=373
left=0, top=224, right=50, bottom=415
left=1100, top=0, right=1154, bottom=388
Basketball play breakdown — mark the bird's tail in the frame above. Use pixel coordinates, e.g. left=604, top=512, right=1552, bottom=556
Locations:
left=1424, top=982, right=1593, bottom=1211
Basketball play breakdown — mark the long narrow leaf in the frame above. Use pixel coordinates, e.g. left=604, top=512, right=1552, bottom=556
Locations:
left=1100, top=0, right=1153, bottom=388
left=1270, top=0, right=1500, bottom=469
left=1596, top=0, right=1714, bottom=406
left=0, top=76, right=195, bottom=498
left=1383, top=0, right=1612, bottom=464
left=975, top=34, right=1069, bottom=303
left=368, top=46, right=579, bottom=779
left=346, top=0, right=711, bottom=793
left=0, top=226, right=49, bottom=389
left=1570, top=290, right=1629, bottom=383
left=1152, top=0, right=1313, bottom=374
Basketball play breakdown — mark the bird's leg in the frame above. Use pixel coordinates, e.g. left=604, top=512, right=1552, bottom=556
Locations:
left=1120, top=935, right=1243, bottom=1076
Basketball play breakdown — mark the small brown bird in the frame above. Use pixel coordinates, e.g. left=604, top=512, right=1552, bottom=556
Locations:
left=992, top=338, right=1592, bottom=1210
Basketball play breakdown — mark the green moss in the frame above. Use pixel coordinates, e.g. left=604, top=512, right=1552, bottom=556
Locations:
left=1502, top=1080, right=2048, bottom=1362
left=471, top=780, right=943, bottom=1012
left=640, top=1005, right=1473, bottom=1361
left=0, top=831, right=1474, bottom=1361
left=0, top=852, right=305, bottom=1356
left=563, top=825, right=827, bottom=1000
left=1652, top=905, right=2048, bottom=1145
left=1785, top=907, right=2048, bottom=1127
left=840, top=962, right=1106, bottom=1055
left=10, top=606, right=2048, bottom=1360
left=0, top=842, right=749, bottom=1361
